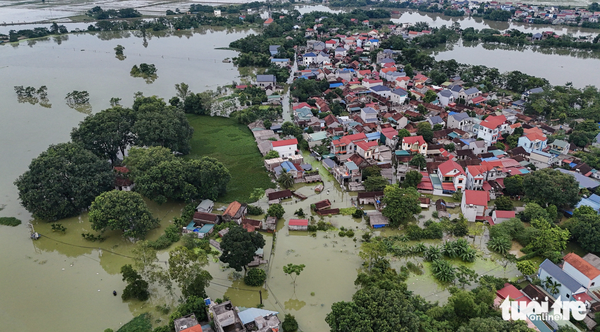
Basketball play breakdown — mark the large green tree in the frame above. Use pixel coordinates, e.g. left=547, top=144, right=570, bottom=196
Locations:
left=503, top=175, right=524, bottom=196
left=14, top=143, right=115, bottom=221
left=133, top=157, right=230, bottom=203
left=456, top=317, right=531, bottom=332
left=89, top=190, right=159, bottom=240
left=523, top=168, right=580, bottom=208
left=168, top=246, right=212, bottom=298
left=402, top=170, right=423, bottom=188
left=132, top=96, right=194, bottom=154
left=571, top=213, right=600, bottom=252
left=124, top=146, right=175, bottom=176
left=364, top=175, right=389, bottom=191
left=219, top=225, right=265, bottom=272
left=416, top=122, right=434, bottom=143
left=325, top=288, right=420, bottom=332
left=71, top=106, right=135, bottom=165
left=382, top=186, right=421, bottom=227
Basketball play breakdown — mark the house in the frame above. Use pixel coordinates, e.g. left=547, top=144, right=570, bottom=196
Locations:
left=114, top=166, right=134, bottom=191
left=242, top=218, right=262, bottom=232
left=370, top=85, right=392, bottom=99
left=314, top=199, right=332, bottom=210
left=263, top=18, right=274, bottom=26
left=438, top=159, right=466, bottom=192
left=184, top=222, right=214, bottom=238
left=222, top=201, right=246, bottom=224
left=256, top=74, right=276, bottom=88
left=331, top=133, right=367, bottom=155
left=361, top=107, right=378, bottom=123
left=563, top=253, right=600, bottom=290
left=437, top=89, right=455, bottom=107
left=209, top=301, right=245, bottom=332
left=193, top=212, right=220, bottom=225
left=272, top=138, right=298, bottom=158
left=530, top=150, right=553, bottom=165
left=518, top=127, right=547, bottom=153
left=302, top=52, right=317, bottom=66
left=391, top=88, right=408, bottom=104
left=362, top=78, right=383, bottom=89
left=196, top=199, right=214, bottom=213
left=238, top=308, right=281, bottom=332
left=469, top=140, right=487, bottom=155
left=380, top=127, right=399, bottom=148
left=475, top=115, right=507, bottom=145
left=174, top=314, right=202, bottom=332
left=466, top=165, right=486, bottom=190
left=461, top=190, right=489, bottom=221
left=449, top=85, right=464, bottom=99
left=548, top=139, right=570, bottom=155
left=402, top=136, right=428, bottom=155
left=461, top=87, right=481, bottom=101
left=334, top=161, right=361, bottom=184
left=538, top=259, right=587, bottom=302
left=522, top=87, right=544, bottom=100
left=428, top=115, right=445, bottom=129
left=334, top=47, right=347, bottom=57
left=491, top=210, right=515, bottom=225
left=368, top=211, right=389, bottom=228
left=267, top=189, right=293, bottom=202
left=269, top=45, right=280, bottom=56
left=288, top=219, right=308, bottom=231
left=447, top=112, right=472, bottom=131
left=356, top=140, right=378, bottom=159
left=357, top=191, right=384, bottom=205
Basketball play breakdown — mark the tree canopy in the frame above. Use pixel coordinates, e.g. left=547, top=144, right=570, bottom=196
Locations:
left=219, top=225, right=265, bottom=272
left=89, top=190, right=159, bottom=239
left=523, top=168, right=580, bottom=208
left=14, top=142, right=115, bottom=221
left=382, top=186, right=421, bottom=227
left=402, top=170, right=423, bottom=188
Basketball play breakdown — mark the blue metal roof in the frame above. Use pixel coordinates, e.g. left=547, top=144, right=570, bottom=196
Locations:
left=186, top=221, right=196, bottom=231
left=281, top=161, right=295, bottom=172
left=539, top=259, right=584, bottom=293
left=346, top=161, right=358, bottom=171
left=329, top=83, right=343, bottom=88
left=238, top=308, right=279, bottom=325
left=366, top=132, right=380, bottom=141
left=199, top=224, right=214, bottom=233
left=322, top=158, right=336, bottom=169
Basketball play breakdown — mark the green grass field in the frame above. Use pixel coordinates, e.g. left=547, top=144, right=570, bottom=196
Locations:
left=186, top=115, right=275, bottom=203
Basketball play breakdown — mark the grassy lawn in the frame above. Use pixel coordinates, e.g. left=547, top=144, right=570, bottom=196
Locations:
left=186, top=115, right=275, bottom=203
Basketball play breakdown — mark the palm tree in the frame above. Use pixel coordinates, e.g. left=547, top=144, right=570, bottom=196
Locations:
left=278, top=171, right=295, bottom=189
left=432, top=259, right=456, bottom=283
left=544, top=276, right=562, bottom=296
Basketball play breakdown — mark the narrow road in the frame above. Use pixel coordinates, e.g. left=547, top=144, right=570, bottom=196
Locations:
left=281, top=54, right=298, bottom=123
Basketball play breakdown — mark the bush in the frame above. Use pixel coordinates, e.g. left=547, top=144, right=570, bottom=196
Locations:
left=307, top=225, right=317, bottom=232
left=116, top=313, right=152, bottom=332
left=164, top=224, right=182, bottom=243
left=0, top=217, right=21, bottom=226
left=282, top=314, right=299, bottom=332
left=244, top=268, right=267, bottom=286
left=246, top=205, right=264, bottom=215
left=147, top=235, right=173, bottom=250
left=352, top=209, right=364, bottom=218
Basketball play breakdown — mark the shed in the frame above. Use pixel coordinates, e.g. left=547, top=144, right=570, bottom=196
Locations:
left=368, top=211, right=389, bottom=228
left=314, top=199, right=332, bottom=210
left=196, top=199, right=214, bottom=213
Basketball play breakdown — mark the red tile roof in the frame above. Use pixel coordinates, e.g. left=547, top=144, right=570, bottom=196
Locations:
left=264, top=18, right=274, bottom=24
left=438, top=159, right=464, bottom=177
left=333, top=133, right=367, bottom=146
left=574, top=292, right=593, bottom=303
left=403, top=135, right=426, bottom=146
left=497, top=283, right=530, bottom=303
left=467, top=165, right=485, bottom=177
left=480, top=115, right=506, bottom=130
left=355, top=140, right=378, bottom=151
left=181, top=325, right=203, bottom=332
left=289, top=219, right=309, bottom=226
left=494, top=210, right=515, bottom=219
left=464, top=190, right=489, bottom=206
left=114, top=166, right=129, bottom=173
left=272, top=138, right=298, bottom=147
left=564, top=253, right=600, bottom=280
left=223, top=201, right=242, bottom=218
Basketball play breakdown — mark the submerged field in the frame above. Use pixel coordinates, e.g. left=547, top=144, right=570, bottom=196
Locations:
left=186, top=115, right=275, bottom=203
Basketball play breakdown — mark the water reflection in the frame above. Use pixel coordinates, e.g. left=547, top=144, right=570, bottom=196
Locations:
left=284, top=298, right=307, bottom=311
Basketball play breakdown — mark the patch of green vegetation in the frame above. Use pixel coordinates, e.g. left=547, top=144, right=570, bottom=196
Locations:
left=0, top=217, right=21, bottom=227
left=116, top=313, right=152, bottom=332
left=186, top=115, right=274, bottom=203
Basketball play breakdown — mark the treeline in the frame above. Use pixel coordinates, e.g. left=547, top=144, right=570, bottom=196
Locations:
left=87, top=13, right=260, bottom=32
left=526, top=85, right=600, bottom=121
left=5, top=23, right=67, bottom=42
left=86, top=6, right=141, bottom=19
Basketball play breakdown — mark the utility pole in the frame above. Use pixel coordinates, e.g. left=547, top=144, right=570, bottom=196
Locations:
left=259, top=290, right=263, bottom=305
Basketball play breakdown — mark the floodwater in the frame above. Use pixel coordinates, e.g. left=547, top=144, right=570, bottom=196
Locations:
left=433, top=41, right=600, bottom=87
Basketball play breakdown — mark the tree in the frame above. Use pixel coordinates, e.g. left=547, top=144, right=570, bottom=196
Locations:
left=423, top=90, right=437, bottom=103
left=495, top=142, right=505, bottom=151
left=282, top=314, right=299, bottom=332
left=494, top=196, right=513, bottom=211
left=503, top=175, right=524, bottom=196
left=487, top=236, right=511, bottom=255
left=431, top=259, right=456, bottom=283
left=168, top=246, right=212, bottom=298
left=362, top=166, right=381, bottom=179
left=220, top=225, right=265, bottom=272
left=417, top=122, right=434, bottom=143
left=402, top=170, right=423, bottom=188
left=444, top=143, right=456, bottom=152
left=14, top=143, right=115, bottom=221
left=124, top=146, right=175, bottom=176
left=457, top=317, right=531, bottom=332
left=89, top=190, right=158, bottom=239
left=265, top=150, right=279, bottom=159
left=516, top=260, right=537, bottom=276
left=527, top=218, right=570, bottom=259
left=397, top=129, right=411, bottom=143
left=132, top=96, right=194, bottom=154
left=283, top=263, right=305, bottom=291
left=277, top=172, right=295, bottom=189
left=409, top=154, right=426, bottom=170
left=267, top=203, right=285, bottom=219
left=71, top=106, right=135, bottom=165
left=114, top=45, right=125, bottom=60
left=133, top=157, right=230, bottom=204
left=359, top=240, right=388, bottom=272
left=244, top=268, right=266, bottom=286
left=523, top=168, right=580, bottom=208
left=382, top=186, right=421, bottom=227
left=404, top=64, right=414, bottom=78
left=364, top=175, right=389, bottom=191
left=520, top=202, right=549, bottom=222
left=571, top=213, right=600, bottom=252
left=175, top=82, right=191, bottom=101
left=326, top=288, right=420, bottom=332
left=183, top=91, right=214, bottom=115
left=121, top=264, right=150, bottom=301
